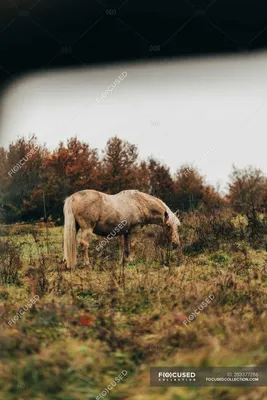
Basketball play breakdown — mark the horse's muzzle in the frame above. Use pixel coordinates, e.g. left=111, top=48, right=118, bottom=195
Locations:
left=172, top=243, right=179, bottom=250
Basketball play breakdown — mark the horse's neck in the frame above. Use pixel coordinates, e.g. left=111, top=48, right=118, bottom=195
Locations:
left=135, top=193, right=166, bottom=226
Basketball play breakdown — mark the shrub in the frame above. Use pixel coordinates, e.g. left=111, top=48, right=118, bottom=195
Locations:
left=0, top=241, right=22, bottom=285
left=181, top=209, right=238, bottom=253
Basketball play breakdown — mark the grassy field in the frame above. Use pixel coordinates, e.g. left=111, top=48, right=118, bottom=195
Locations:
left=1, top=222, right=267, bottom=400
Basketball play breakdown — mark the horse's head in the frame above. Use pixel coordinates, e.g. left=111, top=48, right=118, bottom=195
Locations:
left=164, top=209, right=181, bottom=249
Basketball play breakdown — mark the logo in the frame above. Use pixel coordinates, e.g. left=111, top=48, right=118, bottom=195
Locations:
left=158, top=371, right=196, bottom=382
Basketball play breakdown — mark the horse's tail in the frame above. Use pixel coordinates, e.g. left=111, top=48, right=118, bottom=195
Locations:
left=63, top=196, right=77, bottom=268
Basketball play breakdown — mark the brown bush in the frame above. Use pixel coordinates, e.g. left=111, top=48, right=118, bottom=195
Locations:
left=181, top=209, right=239, bottom=253
left=0, top=241, right=22, bottom=285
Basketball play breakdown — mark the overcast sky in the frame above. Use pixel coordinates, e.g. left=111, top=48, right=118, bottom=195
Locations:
left=1, top=51, right=267, bottom=193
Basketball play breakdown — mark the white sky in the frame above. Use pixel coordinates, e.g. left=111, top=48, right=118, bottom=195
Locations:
left=1, top=51, right=267, bottom=193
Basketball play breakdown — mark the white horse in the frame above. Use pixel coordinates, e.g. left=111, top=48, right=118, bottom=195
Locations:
left=63, top=189, right=181, bottom=268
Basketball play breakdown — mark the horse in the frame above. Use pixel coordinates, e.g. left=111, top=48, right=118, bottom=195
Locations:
left=63, top=189, right=181, bottom=268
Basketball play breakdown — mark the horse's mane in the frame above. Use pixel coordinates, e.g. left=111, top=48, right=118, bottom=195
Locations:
left=117, top=190, right=180, bottom=226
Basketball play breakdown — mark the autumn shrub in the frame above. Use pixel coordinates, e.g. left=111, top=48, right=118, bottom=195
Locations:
left=181, top=209, right=238, bottom=253
left=0, top=224, right=10, bottom=236
left=0, top=240, right=22, bottom=285
left=228, top=166, right=267, bottom=248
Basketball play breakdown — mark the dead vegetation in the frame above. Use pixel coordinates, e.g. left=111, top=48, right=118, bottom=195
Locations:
left=0, top=214, right=267, bottom=400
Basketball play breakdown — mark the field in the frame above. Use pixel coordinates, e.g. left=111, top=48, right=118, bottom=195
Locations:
left=1, top=219, right=267, bottom=400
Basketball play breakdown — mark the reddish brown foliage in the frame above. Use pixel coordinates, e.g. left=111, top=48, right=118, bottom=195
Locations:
left=3, top=136, right=257, bottom=223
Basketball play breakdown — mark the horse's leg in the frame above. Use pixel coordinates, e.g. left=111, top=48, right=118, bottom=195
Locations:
left=129, top=235, right=137, bottom=262
left=123, top=232, right=130, bottom=264
left=160, top=245, right=170, bottom=266
left=128, top=226, right=142, bottom=262
left=160, top=247, right=165, bottom=266
left=119, top=232, right=129, bottom=290
left=80, top=228, right=93, bottom=266
left=177, top=245, right=184, bottom=266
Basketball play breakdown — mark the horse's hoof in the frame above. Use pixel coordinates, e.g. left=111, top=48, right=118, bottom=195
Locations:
left=162, top=265, right=169, bottom=271
left=162, top=262, right=169, bottom=267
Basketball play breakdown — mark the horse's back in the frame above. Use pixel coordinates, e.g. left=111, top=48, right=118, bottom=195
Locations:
left=71, top=190, right=105, bottom=224
left=72, top=189, right=102, bottom=199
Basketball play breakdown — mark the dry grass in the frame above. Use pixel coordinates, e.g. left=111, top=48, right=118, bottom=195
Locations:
left=0, top=221, right=267, bottom=400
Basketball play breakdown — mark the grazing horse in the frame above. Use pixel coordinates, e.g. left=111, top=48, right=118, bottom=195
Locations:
left=63, top=189, right=181, bottom=268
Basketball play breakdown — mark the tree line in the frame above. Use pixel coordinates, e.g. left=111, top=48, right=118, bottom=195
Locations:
left=0, top=135, right=266, bottom=224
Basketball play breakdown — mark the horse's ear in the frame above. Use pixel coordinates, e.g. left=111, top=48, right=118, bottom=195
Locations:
left=174, top=209, right=182, bottom=225
left=164, top=210, right=169, bottom=223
